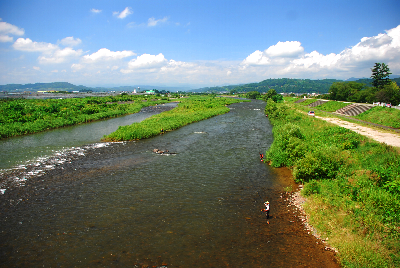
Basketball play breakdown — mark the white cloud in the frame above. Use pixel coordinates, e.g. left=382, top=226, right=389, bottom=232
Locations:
left=242, top=41, right=304, bottom=67
left=242, top=50, right=270, bottom=66
left=39, top=47, right=83, bottom=64
left=125, top=53, right=168, bottom=70
left=148, top=17, right=168, bottom=27
left=0, top=35, right=13, bottom=42
left=240, top=25, right=400, bottom=80
left=91, top=8, right=102, bottom=13
left=0, top=21, right=24, bottom=42
left=71, top=63, right=84, bottom=72
left=33, top=66, right=40, bottom=71
left=4, top=24, right=400, bottom=87
left=12, top=37, right=82, bottom=64
left=284, top=24, right=400, bottom=76
left=113, top=7, right=133, bottom=19
left=83, top=48, right=135, bottom=62
left=265, top=41, right=304, bottom=58
left=13, top=38, right=58, bottom=52
left=59, top=36, right=81, bottom=47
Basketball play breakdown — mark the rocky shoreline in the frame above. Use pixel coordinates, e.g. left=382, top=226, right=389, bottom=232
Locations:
left=286, top=185, right=339, bottom=254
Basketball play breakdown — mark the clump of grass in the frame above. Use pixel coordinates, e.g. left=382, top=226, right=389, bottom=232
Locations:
left=265, top=99, right=400, bottom=267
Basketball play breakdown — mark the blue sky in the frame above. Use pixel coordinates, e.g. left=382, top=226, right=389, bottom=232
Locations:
left=1, top=0, right=400, bottom=88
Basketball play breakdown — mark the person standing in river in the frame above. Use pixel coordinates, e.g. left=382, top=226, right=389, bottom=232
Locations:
left=262, top=201, right=270, bottom=219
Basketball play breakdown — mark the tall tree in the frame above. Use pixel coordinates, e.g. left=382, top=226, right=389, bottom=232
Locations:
left=371, top=63, right=392, bottom=89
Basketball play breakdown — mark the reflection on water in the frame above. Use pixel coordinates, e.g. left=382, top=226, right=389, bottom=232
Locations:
left=0, top=100, right=338, bottom=267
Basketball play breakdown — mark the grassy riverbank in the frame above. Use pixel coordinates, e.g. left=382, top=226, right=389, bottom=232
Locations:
left=0, top=95, right=169, bottom=139
left=294, top=97, right=400, bottom=129
left=102, top=96, right=246, bottom=141
left=265, top=99, right=400, bottom=267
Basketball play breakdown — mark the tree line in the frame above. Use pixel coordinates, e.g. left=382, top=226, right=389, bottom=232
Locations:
left=326, top=63, right=400, bottom=105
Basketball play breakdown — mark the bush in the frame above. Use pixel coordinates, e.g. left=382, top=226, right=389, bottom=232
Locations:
left=293, top=146, right=346, bottom=182
left=302, top=180, right=320, bottom=196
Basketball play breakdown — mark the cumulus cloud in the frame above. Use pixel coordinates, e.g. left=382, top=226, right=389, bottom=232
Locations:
left=5, top=24, right=400, bottom=87
left=242, top=41, right=304, bottom=67
left=113, top=7, right=133, bottom=19
left=39, top=47, right=83, bottom=64
left=240, top=25, right=400, bottom=80
left=242, top=50, right=270, bottom=66
left=13, top=38, right=58, bottom=52
left=265, top=41, right=304, bottom=58
left=0, top=21, right=24, bottom=42
left=124, top=53, right=168, bottom=71
left=83, top=48, right=135, bottom=62
left=59, top=36, right=81, bottom=47
left=13, top=37, right=83, bottom=64
left=284, top=25, right=400, bottom=76
left=148, top=17, right=168, bottom=27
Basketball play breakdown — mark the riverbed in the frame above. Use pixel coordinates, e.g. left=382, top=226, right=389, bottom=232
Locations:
left=0, top=100, right=338, bottom=267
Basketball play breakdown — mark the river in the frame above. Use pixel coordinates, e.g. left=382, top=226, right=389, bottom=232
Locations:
left=0, top=100, right=338, bottom=267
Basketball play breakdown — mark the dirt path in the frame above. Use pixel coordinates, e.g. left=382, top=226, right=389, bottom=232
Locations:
left=316, top=116, right=400, bottom=147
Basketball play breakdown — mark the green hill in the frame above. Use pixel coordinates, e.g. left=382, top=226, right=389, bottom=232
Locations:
left=0, top=82, right=93, bottom=92
left=191, top=77, right=400, bottom=94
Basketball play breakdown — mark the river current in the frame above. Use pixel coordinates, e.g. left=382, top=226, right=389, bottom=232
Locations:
left=0, top=100, right=338, bottom=267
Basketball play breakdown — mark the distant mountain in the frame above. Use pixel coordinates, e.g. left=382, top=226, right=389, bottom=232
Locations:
left=191, top=78, right=343, bottom=94
left=191, top=76, right=400, bottom=94
left=346, top=77, right=368, bottom=81
left=0, top=82, right=94, bottom=92
left=0, top=82, right=191, bottom=93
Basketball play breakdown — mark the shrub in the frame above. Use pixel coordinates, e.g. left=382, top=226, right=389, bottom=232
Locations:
left=293, top=146, right=346, bottom=182
left=302, top=180, right=320, bottom=196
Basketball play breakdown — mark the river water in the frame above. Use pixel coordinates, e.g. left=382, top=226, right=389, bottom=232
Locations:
left=0, top=100, right=338, bottom=267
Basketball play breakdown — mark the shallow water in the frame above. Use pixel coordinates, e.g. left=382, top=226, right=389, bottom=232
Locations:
left=0, top=102, right=177, bottom=170
left=0, top=100, right=338, bottom=267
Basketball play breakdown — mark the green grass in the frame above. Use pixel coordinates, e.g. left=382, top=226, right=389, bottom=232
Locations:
left=264, top=99, right=400, bottom=267
left=283, top=96, right=300, bottom=103
left=314, top=100, right=351, bottom=112
left=102, top=96, right=246, bottom=141
left=355, top=106, right=400, bottom=128
left=299, top=98, right=319, bottom=106
left=293, top=98, right=400, bottom=129
left=0, top=95, right=170, bottom=139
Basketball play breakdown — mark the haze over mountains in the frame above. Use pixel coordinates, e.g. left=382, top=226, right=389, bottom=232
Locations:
left=1, top=76, right=399, bottom=94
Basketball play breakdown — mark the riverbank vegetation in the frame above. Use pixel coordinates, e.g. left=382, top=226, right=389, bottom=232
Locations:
left=0, top=95, right=170, bottom=139
left=265, top=99, right=400, bottom=267
left=102, top=96, right=246, bottom=141
left=294, top=97, right=400, bottom=129
left=326, top=63, right=400, bottom=106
